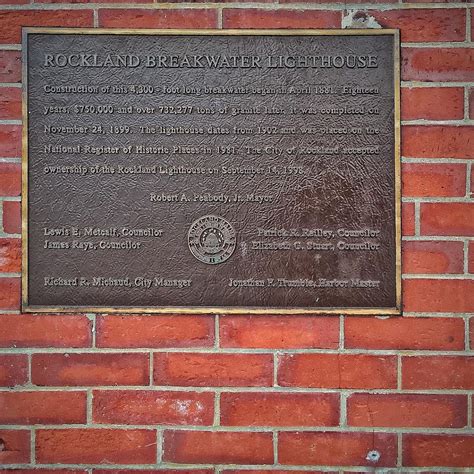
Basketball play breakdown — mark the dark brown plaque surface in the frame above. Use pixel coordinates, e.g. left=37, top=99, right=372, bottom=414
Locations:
left=22, top=29, right=401, bottom=314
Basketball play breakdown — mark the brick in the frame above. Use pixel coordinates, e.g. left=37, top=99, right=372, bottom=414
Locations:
left=0, top=354, right=27, bottom=386
left=96, top=314, right=213, bottom=348
left=0, top=0, right=29, bottom=5
left=94, top=471, right=212, bottom=474
left=0, top=277, right=20, bottom=310
left=36, top=428, right=156, bottom=464
left=3, top=201, right=21, bottom=234
left=32, top=353, right=149, bottom=386
left=220, top=392, right=339, bottom=427
left=421, top=203, right=474, bottom=236
left=404, top=434, right=474, bottom=467
left=0, top=391, right=86, bottom=424
left=99, top=9, right=217, bottom=29
left=403, top=126, right=473, bottom=160
left=402, top=48, right=474, bottom=82
left=279, top=432, right=397, bottom=466
left=163, top=430, right=273, bottom=464
left=0, top=126, right=20, bottom=157
left=403, top=356, right=474, bottom=390
left=402, top=241, right=464, bottom=274
left=348, top=394, right=467, bottom=428
left=0, top=430, right=30, bottom=463
left=282, top=0, right=396, bottom=3
left=0, top=51, right=21, bottom=83
left=402, top=202, right=415, bottom=236
left=403, top=163, right=466, bottom=197
left=0, top=471, right=87, bottom=474
left=39, top=0, right=151, bottom=3
left=234, top=471, right=334, bottom=474
left=0, top=314, right=91, bottom=347
left=402, top=87, right=464, bottom=121
left=93, top=390, right=214, bottom=425
left=403, top=0, right=471, bottom=2
left=0, top=163, right=20, bottom=196
left=369, top=9, right=465, bottom=42
left=0, top=238, right=20, bottom=273
left=345, top=316, right=464, bottom=350
left=0, top=87, right=21, bottom=120
left=220, top=315, right=339, bottom=349
left=470, top=241, right=474, bottom=274
left=154, top=353, right=273, bottom=387
left=278, top=354, right=397, bottom=389
left=404, top=279, right=474, bottom=313
left=223, top=9, right=341, bottom=29
left=0, top=11, right=93, bottom=43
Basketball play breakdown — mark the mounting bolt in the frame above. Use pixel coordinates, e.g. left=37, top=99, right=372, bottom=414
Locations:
left=366, top=450, right=381, bottom=463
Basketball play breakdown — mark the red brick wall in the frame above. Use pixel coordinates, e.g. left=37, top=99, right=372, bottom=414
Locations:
left=0, top=1, right=473, bottom=471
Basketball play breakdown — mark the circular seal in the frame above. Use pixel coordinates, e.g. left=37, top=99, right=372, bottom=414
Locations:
left=188, top=215, right=236, bottom=265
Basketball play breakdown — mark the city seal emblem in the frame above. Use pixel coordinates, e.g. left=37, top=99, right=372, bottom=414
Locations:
left=188, top=215, right=236, bottom=265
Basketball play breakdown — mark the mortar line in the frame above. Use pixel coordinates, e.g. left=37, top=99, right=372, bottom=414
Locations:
left=397, top=354, right=402, bottom=390
left=414, top=201, right=421, bottom=236
left=467, top=394, right=472, bottom=429
left=87, top=389, right=93, bottom=424
left=0, top=45, right=21, bottom=51
left=403, top=236, right=474, bottom=242
left=402, top=197, right=473, bottom=203
left=214, top=314, right=220, bottom=349
left=397, top=432, right=403, bottom=468
left=213, top=391, right=221, bottom=427
left=30, top=427, right=35, bottom=465
left=467, top=6, right=472, bottom=43
left=0, top=83, right=21, bottom=88
left=401, top=119, right=473, bottom=126
left=5, top=423, right=474, bottom=434
left=402, top=274, right=474, bottom=280
left=339, top=314, right=344, bottom=350
left=339, top=391, right=348, bottom=427
left=27, top=352, right=32, bottom=385
left=156, top=428, right=163, bottom=463
left=273, top=431, right=278, bottom=465
left=466, top=316, right=471, bottom=352
left=88, top=313, right=96, bottom=348
left=0, top=347, right=473, bottom=356
left=402, top=82, right=474, bottom=88
left=217, top=8, right=223, bottom=29
left=0, top=157, right=21, bottom=162
left=467, top=160, right=472, bottom=198
left=0, top=3, right=470, bottom=11
left=0, top=272, right=21, bottom=278
left=149, top=351, right=154, bottom=386
left=465, top=86, right=471, bottom=121
left=0, top=196, right=21, bottom=202
left=0, top=119, right=21, bottom=125
left=402, top=42, right=473, bottom=49
left=464, top=240, right=470, bottom=275
left=273, top=353, right=279, bottom=387
left=93, top=9, right=99, bottom=28
left=467, top=160, right=473, bottom=198
left=0, top=463, right=411, bottom=472
left=402, top=157, right=473, bottom=164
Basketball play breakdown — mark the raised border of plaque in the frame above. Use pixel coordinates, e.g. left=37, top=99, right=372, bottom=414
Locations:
left=22, top=28, right=401, bottom=315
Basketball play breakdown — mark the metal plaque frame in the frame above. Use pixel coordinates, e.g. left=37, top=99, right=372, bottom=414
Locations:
left=22, top=28, right=401, bottom=315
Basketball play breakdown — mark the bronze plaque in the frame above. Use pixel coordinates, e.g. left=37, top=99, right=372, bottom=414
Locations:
left=22, top=29, right=401, bottom=314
